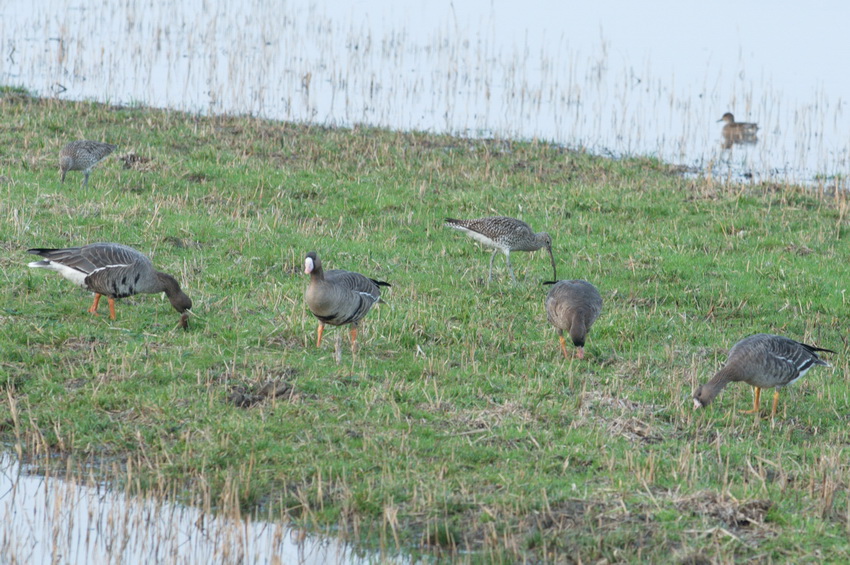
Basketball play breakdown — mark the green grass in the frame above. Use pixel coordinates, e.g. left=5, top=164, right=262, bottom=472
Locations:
left=1, top=89, right=850, bottom=563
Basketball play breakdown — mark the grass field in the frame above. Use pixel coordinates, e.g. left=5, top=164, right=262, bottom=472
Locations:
left=1, top=86, right=849, bottom=563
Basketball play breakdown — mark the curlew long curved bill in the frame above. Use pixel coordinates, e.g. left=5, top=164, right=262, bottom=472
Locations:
left=546, top=246, right=557, bottom=281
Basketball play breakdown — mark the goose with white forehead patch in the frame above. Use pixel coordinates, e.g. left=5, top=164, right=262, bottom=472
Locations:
left=304, top=251, right=389, bottom=353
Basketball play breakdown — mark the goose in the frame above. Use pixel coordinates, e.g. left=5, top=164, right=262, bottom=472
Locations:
left=59, top=140, right=117, bottom=187
left=27, top=243, right=192, bottom=328
left=445, top=216, right=556, bottom=283
left=693, top=334, right=834, bottom=418
left=544, top=280, right=602, bottom=360
left=304, top=251, right=389, bottom=352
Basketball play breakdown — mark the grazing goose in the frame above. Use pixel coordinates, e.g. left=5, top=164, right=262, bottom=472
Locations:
left=544, top=280, right=602, bottom=360
left=59, top=140, right=117, bottom=187
left=693, top=334, right=834, bottom=418
left=27, top=243, right=192, bottom=328
left=304, top=251, right=389, bottom=352
left=444, top=216, right=556, bottom=283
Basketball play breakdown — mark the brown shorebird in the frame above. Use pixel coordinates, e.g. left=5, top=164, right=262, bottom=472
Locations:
left=27, top=243, right=192, bottom=329
left=693, top=334, right=834, bottom=419
left=445, top=216, right=556, bottom=283
left=59, top=140, right=117, bottom=187
left=304, top=251, right=389, bottom=353
left=544, top=280, right=602, bottom=360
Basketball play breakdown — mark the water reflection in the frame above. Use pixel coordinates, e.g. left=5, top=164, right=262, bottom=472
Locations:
left=0, top=0, right=847, bottom=184
left=0, top=454, right=373, bottom=564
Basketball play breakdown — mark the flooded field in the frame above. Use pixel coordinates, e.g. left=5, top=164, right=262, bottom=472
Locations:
left=0, top=0, right=847, bottom=185
left=0, top=453, right=374, bottom=564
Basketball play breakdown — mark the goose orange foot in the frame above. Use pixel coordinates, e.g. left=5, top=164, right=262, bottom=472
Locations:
left=739, top=387, right=762, bottom=414
left=88, top=293, right=102, bottom=316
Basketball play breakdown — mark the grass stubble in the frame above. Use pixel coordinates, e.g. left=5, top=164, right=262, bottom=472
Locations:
left=0, top=86, right=849, bottom=563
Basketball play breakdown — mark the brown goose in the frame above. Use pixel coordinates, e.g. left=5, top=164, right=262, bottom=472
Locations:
left=445, top=216, right=556, bottom=283
left=304, top=251, right=389, bottom=351
left=27, top=243, right=192, bottom=328
left=59, top=140, right=117, bottom=187
left=544, top=280, right=602, bottom=360
left=693, top=334, right=834, bottom=418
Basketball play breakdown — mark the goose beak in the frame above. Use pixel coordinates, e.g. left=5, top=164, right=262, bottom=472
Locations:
left=692, top=398, right=702, bottom=410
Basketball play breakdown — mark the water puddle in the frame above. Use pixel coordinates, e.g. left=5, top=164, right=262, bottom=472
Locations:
left=0, top=453, right=377, bottom=564
left=1, top=0, right=848, bottom=185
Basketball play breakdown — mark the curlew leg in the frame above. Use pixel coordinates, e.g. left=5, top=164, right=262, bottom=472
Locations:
left=504, top=251, right=517, bottom=284
left=107, top=297, right=117, bottom=320
left=740, top=386, right=761, bottom=414
left=487, top=249, right=498, bottom=283
left=770, top=389, right=781, bottom=419
left=316, top=323, right=325, bottom=347
left=83, top=170, right=90, bottom=188
left=558, top=335, right=570, bottom=359
left=88, top=293, right=102, bottom=315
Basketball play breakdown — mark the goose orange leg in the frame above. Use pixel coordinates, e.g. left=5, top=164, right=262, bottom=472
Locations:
left=88, top=293, right=102, bottom=315
left=770, top=389, right=781, bottom=419
left=740, top=386, right=761, bottom=414
left=558, top=335, right=569, bottom=359
left=316, top=323, right=325, bottom=347
left=107, top=297, right=117, bottom=320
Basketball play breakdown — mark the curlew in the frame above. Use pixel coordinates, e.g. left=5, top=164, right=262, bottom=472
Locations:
left=59, top=140, right=117, bottom=187
left=445, top=216, right=556, bottom=283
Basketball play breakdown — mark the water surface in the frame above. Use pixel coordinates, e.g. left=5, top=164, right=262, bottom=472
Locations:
left=0, top=453, right=371, bottom=564
left=1, top=0, right=847, bottom=184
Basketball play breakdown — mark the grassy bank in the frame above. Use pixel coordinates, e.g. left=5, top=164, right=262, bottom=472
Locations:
left=1, top=87, right=849, bottom=563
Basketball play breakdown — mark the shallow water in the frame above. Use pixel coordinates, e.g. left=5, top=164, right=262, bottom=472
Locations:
left=0, top=453, right=374, bottom=564
left=1, top=0, right=848, bottom=184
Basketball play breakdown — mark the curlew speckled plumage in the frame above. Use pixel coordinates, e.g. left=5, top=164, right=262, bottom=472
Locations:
left=27, top=243, right=192, bottom=328
left=59, top=140, right=117, bottom=187
left=544, top=279, right=602, bottom=360
left=693, top=334, right=834, bottom=419
left=304, top=251, right=389, bottom=354
left=445, top=216, right=556, bottom=283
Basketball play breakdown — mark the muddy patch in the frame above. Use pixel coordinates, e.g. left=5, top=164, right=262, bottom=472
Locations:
left=677, top=490, right=772, bottom=529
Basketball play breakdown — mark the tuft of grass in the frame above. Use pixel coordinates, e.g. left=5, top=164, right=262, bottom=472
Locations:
left=1, top=90, right=849, bottom=562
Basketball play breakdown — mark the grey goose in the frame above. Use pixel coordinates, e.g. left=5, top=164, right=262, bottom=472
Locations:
left=304, top=251, right=389, bottom=352
left=693, top=333, right=834, bottom=418
left=27, top=243, right=192, bottom=328
left=544, top=280, right=602, bottom=360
